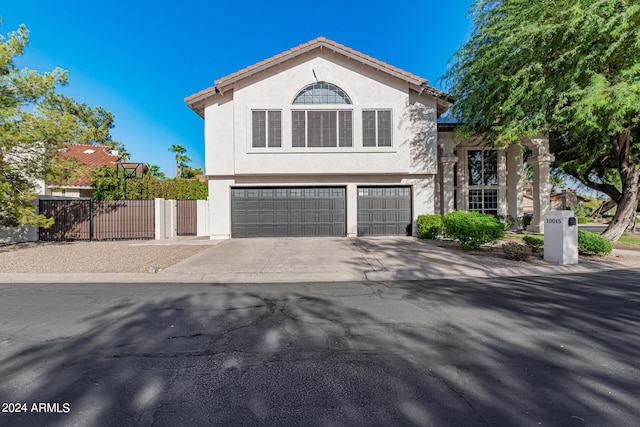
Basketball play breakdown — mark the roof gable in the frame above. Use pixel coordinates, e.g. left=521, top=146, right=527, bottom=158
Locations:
left=185, top=37, right=454, bottom=116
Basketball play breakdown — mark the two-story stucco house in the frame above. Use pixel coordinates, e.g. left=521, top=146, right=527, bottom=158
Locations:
left=185, top=37, right=553, bottom=239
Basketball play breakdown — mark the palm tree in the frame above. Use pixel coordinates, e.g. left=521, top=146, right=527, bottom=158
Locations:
left=178, top=154, right=191, bottom=178
left=146, top=164, right=166, bottom=179
left=168, top=144, right=186, bottom=178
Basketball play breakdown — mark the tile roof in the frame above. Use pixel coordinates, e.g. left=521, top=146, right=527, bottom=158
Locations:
left=185, top=37, right=454, bottom=106
left=50, top=143, right=122, bottom=187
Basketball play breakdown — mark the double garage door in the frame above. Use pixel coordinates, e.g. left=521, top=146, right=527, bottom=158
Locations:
left=231, top=186, right=411, bottom=238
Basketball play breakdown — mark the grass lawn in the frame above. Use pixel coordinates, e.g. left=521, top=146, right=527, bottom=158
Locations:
left=502, top=233, right=543, bottom=242
left=613, top=233, right=640, bottom=250
left=503, top=231, right=640, bottom=251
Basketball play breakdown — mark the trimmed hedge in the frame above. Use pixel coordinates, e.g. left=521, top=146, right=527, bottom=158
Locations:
left=578, top=230, right=612, bottom=256
left=417, top=214, right=442, bottom=239
left=442, top=211, right=505, bottom=249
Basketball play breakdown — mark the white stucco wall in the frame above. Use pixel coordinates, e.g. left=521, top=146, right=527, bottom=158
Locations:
left=203, top=50, right=439, bottom=178
left=200, top=48, right=444, bottom=238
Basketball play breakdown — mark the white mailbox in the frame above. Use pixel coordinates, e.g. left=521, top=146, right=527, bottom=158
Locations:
left=544, top=210, right=579, bottom=265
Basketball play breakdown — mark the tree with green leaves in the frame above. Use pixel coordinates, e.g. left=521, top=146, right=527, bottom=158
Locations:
left=146, top=164, right=166, bottom=179
left=168, top=144, right=186, bottom=178
left=92, top=166, right=207, bottom=200
left=1, top=21, right=123, bottom=227
left=444, top=0, right=640, bottom=241
left=182, top=165, right=203, bottom=179
left=178, top=153, right=191, bottom=178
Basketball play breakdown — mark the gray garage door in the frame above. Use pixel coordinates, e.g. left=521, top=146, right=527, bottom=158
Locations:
left=231, top=187, right=346, bottom=237
left=357, top=187, right=412, bottom=236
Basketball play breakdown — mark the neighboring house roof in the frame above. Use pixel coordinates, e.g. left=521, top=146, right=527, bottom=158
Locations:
left=185, top=37, right=455, bottom=117
left=49, top=143, right=122, bottom=188
left=523, top=191, right=588, bottom=203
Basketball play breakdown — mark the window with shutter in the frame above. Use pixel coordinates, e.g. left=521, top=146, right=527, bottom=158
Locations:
left=252, top=110, right=281, bottom=148
left=362, top=110, right=393, bottom=147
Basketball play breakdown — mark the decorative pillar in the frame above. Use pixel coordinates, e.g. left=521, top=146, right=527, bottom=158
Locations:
left=506, top=143, right=524, bottom=222
left=528, top=138, right=554, bottom=233
left=498, top=150, right=508, bottom=216
left=346, top=183, right=358, bottom=237
left=457, top=149, right=468, bottom=211
left=439, top=155, right=457, bottom=215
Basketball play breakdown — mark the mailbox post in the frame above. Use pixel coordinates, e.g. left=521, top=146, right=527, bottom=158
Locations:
left=543, top=210, right=579, bottom=265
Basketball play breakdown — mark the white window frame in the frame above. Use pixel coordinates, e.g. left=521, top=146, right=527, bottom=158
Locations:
left=251, top=109, right=282, bottom=148
left=466, top=149, right=499, bottom=215
left=362, top=109, right=393, bottom=147
left=291, top=108, right=353, bottom=148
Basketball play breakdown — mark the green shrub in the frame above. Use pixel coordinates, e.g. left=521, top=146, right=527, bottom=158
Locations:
left=496, top=214, right=516, bottom=230
left=522, top=214, right=533, bottom=228
left=417, top=214, right=442, bottom=239
left=522, top=235, right=543, bottom=252
left=577, top=216, right=589, bottom=224
left=570, top=205, right=593, bottom=217
left=502, top=242, right=531, bottom=261
left=442, top=211, right=506, bottom=249
left=578, top=230, right=612, bottom=256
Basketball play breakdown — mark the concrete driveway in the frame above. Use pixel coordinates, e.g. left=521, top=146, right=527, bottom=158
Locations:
left=3, top=236, right=638, bottom=285
left=161, top=236, right=639, bottom=283
left=164, top=237, right=465, bottom=282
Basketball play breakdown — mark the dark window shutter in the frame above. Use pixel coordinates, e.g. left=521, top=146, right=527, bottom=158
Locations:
left=339, top=111, right=352, bottom=147
left=307, top=111, right=322, bottom=147
left=363, top=110, right=376, bottom=147
left=252, top=111, right=266, bottom=148
left=268, top=111, right=281, bottom=147
left=292, top=111, right=306, bottom=147
left=377, top=111, right=392, bottom=147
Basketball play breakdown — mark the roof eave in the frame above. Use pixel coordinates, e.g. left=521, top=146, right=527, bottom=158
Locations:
left=184, top=38, right=456, bottom=117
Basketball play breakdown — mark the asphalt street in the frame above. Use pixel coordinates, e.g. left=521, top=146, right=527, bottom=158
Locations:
left=1, top=272, right=639, bottom=426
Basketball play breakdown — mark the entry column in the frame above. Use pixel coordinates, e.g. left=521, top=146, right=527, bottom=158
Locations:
left=346, top=183, right=358, bottom=237
left=439, top=155, right=457, bottom=216
left=528, top=138, right=554, bottom=233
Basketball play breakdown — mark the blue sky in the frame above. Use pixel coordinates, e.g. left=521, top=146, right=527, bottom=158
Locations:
left=2, top=1, right=474, bottom=177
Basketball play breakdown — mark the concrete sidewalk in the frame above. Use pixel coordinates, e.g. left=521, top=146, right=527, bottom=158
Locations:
left=2, top=236, right=639, bottom=284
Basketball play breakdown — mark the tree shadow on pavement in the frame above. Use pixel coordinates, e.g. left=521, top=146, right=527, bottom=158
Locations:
left=390, top=268, right=640, bottom=426
left=1, top=270, right=639, bottom=426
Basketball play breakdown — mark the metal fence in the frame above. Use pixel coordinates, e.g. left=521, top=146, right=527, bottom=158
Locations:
left=39, top=199, right=155, bottom=241
left=177, top=200, right=197, bottom=236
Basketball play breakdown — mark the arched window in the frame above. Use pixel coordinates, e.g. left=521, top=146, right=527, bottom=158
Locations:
left=293, top=83, right=352, bottom=105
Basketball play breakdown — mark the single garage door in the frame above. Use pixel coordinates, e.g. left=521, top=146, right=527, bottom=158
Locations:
left=231, top=187, right=346, bottom=237
left=357, top=186, right=412, bottom=236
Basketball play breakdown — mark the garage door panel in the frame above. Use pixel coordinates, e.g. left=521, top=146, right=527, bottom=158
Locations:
left=274, top=213, right=288, bottom=224
left=261, top=213, right=275, bottom=223
left=232, top=187, right=346, bottom=237
left=261, top=200, right=275, bottom=210
left=317, top=200, right=332, bottom=210
left=358, top=186, right=412, bottom=236
left=247, top=213, right=262, bottom=223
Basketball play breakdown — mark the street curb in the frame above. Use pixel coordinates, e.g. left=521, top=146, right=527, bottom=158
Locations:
left=1, top=263, right=638, bottom=284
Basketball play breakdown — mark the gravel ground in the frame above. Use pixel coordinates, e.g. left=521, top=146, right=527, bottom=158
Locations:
left=0, top=241, right=211, bottom=274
